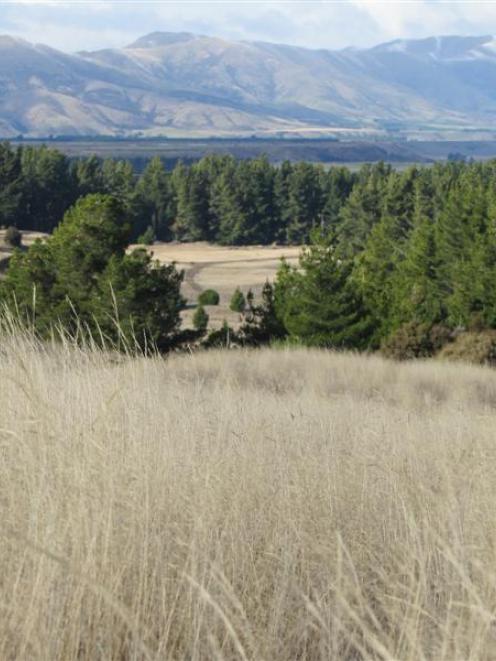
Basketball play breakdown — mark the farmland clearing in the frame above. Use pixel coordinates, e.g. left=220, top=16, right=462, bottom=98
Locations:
left=140, top=242, right=302, bottom=328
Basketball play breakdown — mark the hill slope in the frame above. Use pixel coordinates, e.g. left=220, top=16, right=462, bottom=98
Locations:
left=2, top=32, right=496, bottom=136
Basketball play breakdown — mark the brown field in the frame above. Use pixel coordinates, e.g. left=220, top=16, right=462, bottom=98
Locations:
left=2, top=329, right=496, bottom=659
left=137, top=242, right=302, bottom=328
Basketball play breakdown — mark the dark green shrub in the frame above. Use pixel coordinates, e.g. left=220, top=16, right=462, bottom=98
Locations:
left=198, top=289, right=220, bottom=306
left=4, top=226, right=22, bottom=248
left=230, top=288, right=246, bottom=313
left=203, top=321, right=237, bottom=349
left=239, top=281, right=287, bottom=347
left=193, top=305, right=209, bottom=332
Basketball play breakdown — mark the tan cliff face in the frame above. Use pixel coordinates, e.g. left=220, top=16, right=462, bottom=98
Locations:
left=1, top=32, right=496, bottom=137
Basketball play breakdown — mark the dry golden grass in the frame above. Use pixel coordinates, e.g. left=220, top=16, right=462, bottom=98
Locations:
left=131, top=242, right=301, bottom=329
left=2, top=332, right=496, bottom=659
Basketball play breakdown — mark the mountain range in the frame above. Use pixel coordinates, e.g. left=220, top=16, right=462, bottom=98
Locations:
left=1, top=32, right=496, bottom=137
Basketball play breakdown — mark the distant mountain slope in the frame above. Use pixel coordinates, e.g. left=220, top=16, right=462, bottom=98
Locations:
left=1, top=32, right=496, bottom=137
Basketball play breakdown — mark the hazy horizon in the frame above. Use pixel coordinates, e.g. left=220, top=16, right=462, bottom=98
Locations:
left=2, top=26, right=496, bottom=55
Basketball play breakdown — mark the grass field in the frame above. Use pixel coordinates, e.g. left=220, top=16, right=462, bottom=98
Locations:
left=2, top=329, right=496, bottom=659
left=140, top=242, right=302, bottom=328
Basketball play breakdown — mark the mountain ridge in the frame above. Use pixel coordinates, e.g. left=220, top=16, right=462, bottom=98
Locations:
left=1, top=31, right=496, bottom=137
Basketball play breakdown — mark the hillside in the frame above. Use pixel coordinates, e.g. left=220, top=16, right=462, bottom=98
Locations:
left=2, top=32, right=496, bottom=136
left=2, top=333, right=496, bottom=659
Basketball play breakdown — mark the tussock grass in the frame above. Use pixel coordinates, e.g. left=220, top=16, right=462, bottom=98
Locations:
left=2, top=330, right=496, bottom=659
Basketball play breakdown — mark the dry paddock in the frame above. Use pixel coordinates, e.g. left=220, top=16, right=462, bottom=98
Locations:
left=1, top=336, right=496, bottom=659
left=138, top=242, right=302, bottom=329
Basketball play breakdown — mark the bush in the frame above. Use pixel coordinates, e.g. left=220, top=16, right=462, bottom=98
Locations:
left=4, top=226, right=22, bottom=248
left=230, top=288, right=246, bottom=313
left=192, top=305, right=209, bottom=332
left=202, top=321, right=238, bottom=349
left=438, top=330, right=496, bottom=365
left=381, top=322, right=452, bottom=361
left=198, top=289, right=220, bottom=306
left=429, top=324, right=453, bottom=352
left=137, top=226, right=156, bottom=246
left=239, top=281, right=287, bottom=347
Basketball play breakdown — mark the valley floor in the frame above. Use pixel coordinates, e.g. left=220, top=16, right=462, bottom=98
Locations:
left=2, top=335, right=496, bottom=659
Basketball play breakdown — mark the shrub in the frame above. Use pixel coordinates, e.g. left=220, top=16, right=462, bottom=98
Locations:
left=229, top=288, right=246, bottom=313
left=4, top=226, right=22, bottom=248
left=198, top=289, right=220, bottom=306
left=239, top=281, right=287, bottom=347
left=438, top=330, right=496, bottom=365
left=192, top=305, right=209, bottom=332
left=381, top=322, right=452, bottom=361
left=203, top=321, right=238, bottom=348
left=137, top=226, right=156, bottom=246
left=429, top=324, right=453, bottom=353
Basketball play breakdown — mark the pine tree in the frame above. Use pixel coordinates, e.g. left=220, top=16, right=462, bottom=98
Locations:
left=237, top=157, right=276, bottom=243
left=285, top=163, right=324, bottom=244
left=336, top=163, right=388, bottom=258
left=101, top=159, right=135, bottom=203
left=92, top=248, right=184, bottom=352
left=0, top=142, right=22, bottom=227
left=273, top=160, right=293, bottom=242
left=210, top=163, right=246, bottom=245
left=435, top=176, right=488, bottom=327
left=353, top=213, right=400, bottom=341
left=230, top=288, right=246, bottom=313
left=480, top=189, right=496, bottom=327
left=2, top=194, right=185, bottom=350
left=74, top=155, right=104, bottom=197
left=321, top=166, right=355, bottom=232
left=18, top=145, right=78, bottom=232
left=135, top=157, right=172, bottom=240
left=280, top=235, right=372, bottom=348
left=193, top=305, right=209, bottom=332
left=239, top=281, right=287, bottom=346
left=172, top=163, right=211, bottom=241
left=382, top=167, right=418, bottom=242
left=392, top=214, right=444, bottom=328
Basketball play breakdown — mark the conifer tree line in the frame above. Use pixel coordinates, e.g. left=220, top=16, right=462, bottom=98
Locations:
left=3, top=139, right=496, bottom=355
left=245, top=157, right=496, bottom=355
left=0, top=141, right=354, bottom=244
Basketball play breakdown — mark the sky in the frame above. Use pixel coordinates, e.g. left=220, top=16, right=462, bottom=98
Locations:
left=1, top=1, right=496, bottom=52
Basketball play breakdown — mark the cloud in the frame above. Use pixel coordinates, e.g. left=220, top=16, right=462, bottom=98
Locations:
left=1, top=0, right=496, bottom=52
left=349, top=0, right=496, bottom=41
